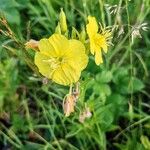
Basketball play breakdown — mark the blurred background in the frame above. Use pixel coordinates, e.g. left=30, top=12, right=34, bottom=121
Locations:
left=0, top=0, right=150, bottom=150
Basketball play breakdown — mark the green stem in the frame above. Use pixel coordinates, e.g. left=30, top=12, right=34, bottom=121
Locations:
left=99, top=0, right=105, bottom=26
left=125, top=0, right=134, bottom=122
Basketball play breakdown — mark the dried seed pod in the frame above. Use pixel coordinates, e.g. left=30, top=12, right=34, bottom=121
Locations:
left=79, top=107, right=92, bottom=123
left=63, top=94, right=76, bottom=117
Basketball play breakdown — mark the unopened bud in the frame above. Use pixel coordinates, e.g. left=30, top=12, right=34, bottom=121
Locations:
left=59, top=8, right=67, bottom=33
left=55, top=22, right=61, bottom=34
left=80, top=27, right=86, bottom=43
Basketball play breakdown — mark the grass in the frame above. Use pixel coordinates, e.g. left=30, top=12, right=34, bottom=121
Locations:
left=0, top=0, right=150, bottom=149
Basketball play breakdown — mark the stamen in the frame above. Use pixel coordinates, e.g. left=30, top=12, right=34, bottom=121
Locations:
left=42, top=57, right=66, bottom=71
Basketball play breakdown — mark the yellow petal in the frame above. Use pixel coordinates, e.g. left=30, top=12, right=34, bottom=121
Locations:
left=96, top=34, right=108, bottom=53
left=34, top=52, right=52, bottom=78
left=51, top=66, right=70, bottom=85
left=68, top=39, right=88, bottom=70
left=48, top=34, right=69, bottom=56
left=102, top=43, right=108, bottom=53
left=86, top=16, right=98, bottom=37
left=62, top=63, right=81, bottom=83
left=90, top=39, right=100, bottom=54
left=38, top=39, right=56, bottom=56
left=95, top=50, right=103, bottom=65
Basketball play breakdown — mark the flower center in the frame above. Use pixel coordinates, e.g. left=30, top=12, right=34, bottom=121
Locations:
left=94, top=34, right=105, bottom=46
left=43, top=56, right=65, bottom=70
left=58, top=57, right=63, bottom=62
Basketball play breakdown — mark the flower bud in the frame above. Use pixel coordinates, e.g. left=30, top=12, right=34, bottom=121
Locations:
left=55, top=22, right=61, bottom=34
left=80, top=27, right=86, bottom=43
left=59, top=8, right=67, bottom=33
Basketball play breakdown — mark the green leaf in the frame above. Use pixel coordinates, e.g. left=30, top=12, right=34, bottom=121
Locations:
left=2, top=8, right=20, bottom=25
left=94, top=83, right=111, bottom=96
left=106, top=94, right=127, bottom=118
left=116, top=76, right=144, bottom=94
left=140, top=135, right=150, bottom=150
left=0, top=0, right=20, bottom=25
left=96, top=70, right=112, bottom=83
left=12, top=114, right=27, bottom=132
left=0, top=0, right=17, bottom=9
left=21, top=142, right=44, bottom=150
left=95, top=105, right=114, bottom=131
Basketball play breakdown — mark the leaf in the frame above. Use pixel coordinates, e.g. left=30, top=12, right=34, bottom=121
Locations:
left=132, top=77, right=145, bottom=92
left=95, top=105, right=114, bottom=131
left=21, top=142, right=44, bottom=150
left=106, top=94, right=126, bottom=105
left=12, top=114, right=27, bottom=132
left=96, top=70, right=112, bottom=83
left=66, top=128, right=82, bottom=138
left=94, top=83, right=111, bottom=96
left=0, top=0, right=20, bottom=25
left=0, top=0, right=17, bottom=9
left=116, top=76, right=144, bottom=94
left=106, top=94, right=127, bottom=119
left=113, top=67, right=129, bottom=84
left=140, top=135, right=150, bottom=150
left=3, top=9, right=20, bottom=25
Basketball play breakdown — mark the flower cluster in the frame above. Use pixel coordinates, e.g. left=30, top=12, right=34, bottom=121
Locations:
left=26, top=9, right=111, bottom=86
left=25, top=9, right=112, bottom=117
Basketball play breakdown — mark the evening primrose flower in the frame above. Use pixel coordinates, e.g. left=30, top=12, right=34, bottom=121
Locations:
left=86, top=16, right=111, bottom=65
left=34, top=34, right=88, bottom=86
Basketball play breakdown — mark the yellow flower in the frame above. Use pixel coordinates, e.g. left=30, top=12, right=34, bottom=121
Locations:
left=86, top=16, right=111, bottom=65
left=34, top=34, right=88, bottom=86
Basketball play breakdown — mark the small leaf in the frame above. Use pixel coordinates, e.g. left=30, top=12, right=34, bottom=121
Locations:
left=95, top=105, right=114, bottom=131
left=140, top=135, right=150, bottom=149
left=94, top=83, right=111, bottom=96
left=96, top=70, right=112, bottom=83
left=116, top=76, right=144, bottom=94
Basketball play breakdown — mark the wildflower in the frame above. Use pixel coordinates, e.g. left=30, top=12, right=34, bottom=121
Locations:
left=59, top=8, right=67, bottom=33
left=86, top=16, right=111, bottom=65
left=34, top=34, right=88, bottom=86
left=63, top=94, right=76, bottom=117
